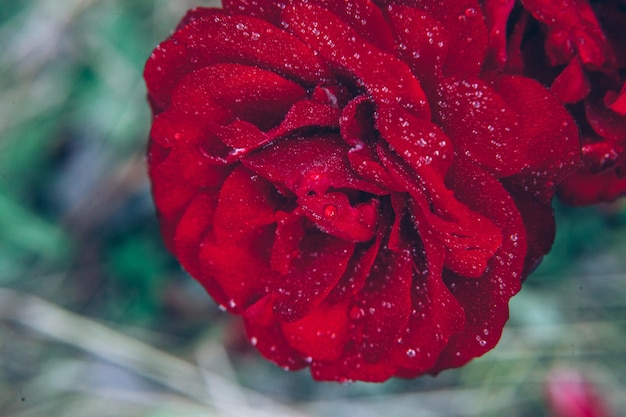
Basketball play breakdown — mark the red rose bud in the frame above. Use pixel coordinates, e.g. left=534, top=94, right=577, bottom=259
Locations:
left=546, top=368, right=612, bottom=417
left=145, top=0, right=580, bottom=382
left=482, top=0, right=626, bottom=205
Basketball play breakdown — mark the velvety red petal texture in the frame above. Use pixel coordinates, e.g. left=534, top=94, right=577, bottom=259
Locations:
left=483, top=0, right=626, bottom=205
left=145, top=0, right=581, bottom=382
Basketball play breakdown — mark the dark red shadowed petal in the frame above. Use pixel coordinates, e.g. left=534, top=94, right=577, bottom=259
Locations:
left=283, top=3, right=431, bottom=120
left=521, top=0, right=613, bottom=67
left=431, top=161, right=526, bottom=371
left=605, top=83, right=626, bottom=115
left=550, top=57, right=591, bottom=103
left=172, top=64, right=307, bottom=130
left=482, top=0, right=516, bottom=69
left=585, top=97, right=626, bottom=141
left=326, top=223, right=385, bottom=304
left=391, top=255, right=465, bottom=378
left=501, top=182, right=556, bottom=276
left=558, top=166, right=626, bottom=205
left=340, top=96, right=404, bottom=192
left=391, top=212, right=465, bottom=375
left=579, top=139, right=624, bottom=173
left=379, top=145, right=502, bottom=279
left=244, top=295, right=309, bottom=370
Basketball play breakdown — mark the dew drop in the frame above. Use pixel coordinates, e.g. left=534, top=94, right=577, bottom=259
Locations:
left=324, top=204, right=337, bottom=218
left=464, top=7, right=477, bottom=17
left=406, top=349, right=417, bottom=358
left=350, top=306, right=365, bottom=320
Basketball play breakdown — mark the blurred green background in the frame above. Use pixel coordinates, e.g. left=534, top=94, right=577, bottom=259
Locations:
left=0, top=1, right=625, bottom=416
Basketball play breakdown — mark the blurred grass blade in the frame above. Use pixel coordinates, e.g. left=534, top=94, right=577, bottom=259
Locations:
left=0, top=287, right=312, bottom=417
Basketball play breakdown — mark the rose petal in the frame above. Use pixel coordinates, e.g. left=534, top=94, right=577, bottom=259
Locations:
left=281, top=300, right=351, bottom=362
left=172, top=192, right=217, bottom=276
left=482, top=0, right=516, bottom=68
left=310, top=344, right=396, bottom=382
left=605, top=83, right=626, bottom=116
left=341, top=96, right=404, bottom=191
left=437, top=75, right=525, bottom=176
left=386, top=5, right=450, bottom=89
left=349, top=248, right=414, bottom=363
left=283, top=3, right=431, bottom=119
left=326, top=225, right=385, bottom=303
left=270, top=99, right=341, bottom=138
left=145, top=13, right=332, bottom=111
left=199, top=228, right=277, bottom=311
left=391, top=232, right=465, bottom=375
left=376, top=103, right=453, bottom=176
left=551, top=57, right=591, bottom=103
left=244, top=295, right=309, bottom=370
left=298, top=192, right=379, bottom=242
left=521, top=0, right=613, bottom=67
left=558, top=165, right=626, bottom=205
left=432, top=161, right=526, bottom=371
left=270, top=228, right=355, bottom=321
left=585, top=96, right=626, bottom=141
left=242, top=134, right=384, bottom=196
left=415, top=0, right=488, bottom=77
left=496, top=75, right=581, bottom=201
left=172, top=64, right=307, bottom=130
left=213, top=166, right=278, bottom=242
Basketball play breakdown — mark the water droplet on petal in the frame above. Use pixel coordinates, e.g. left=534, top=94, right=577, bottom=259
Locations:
left=324, top=205, right=337, bottom=218
left=465, top=7, right=477, bottom=17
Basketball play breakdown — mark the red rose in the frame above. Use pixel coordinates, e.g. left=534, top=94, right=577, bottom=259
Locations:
left=483, top=0, right=626, bottom=205
left=545, top=368, right=612, bottom=417
left=145, top=0, right=579, bottom=382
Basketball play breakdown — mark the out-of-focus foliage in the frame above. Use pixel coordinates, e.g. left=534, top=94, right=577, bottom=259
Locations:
left=0, top=1, right=625, bottom=416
